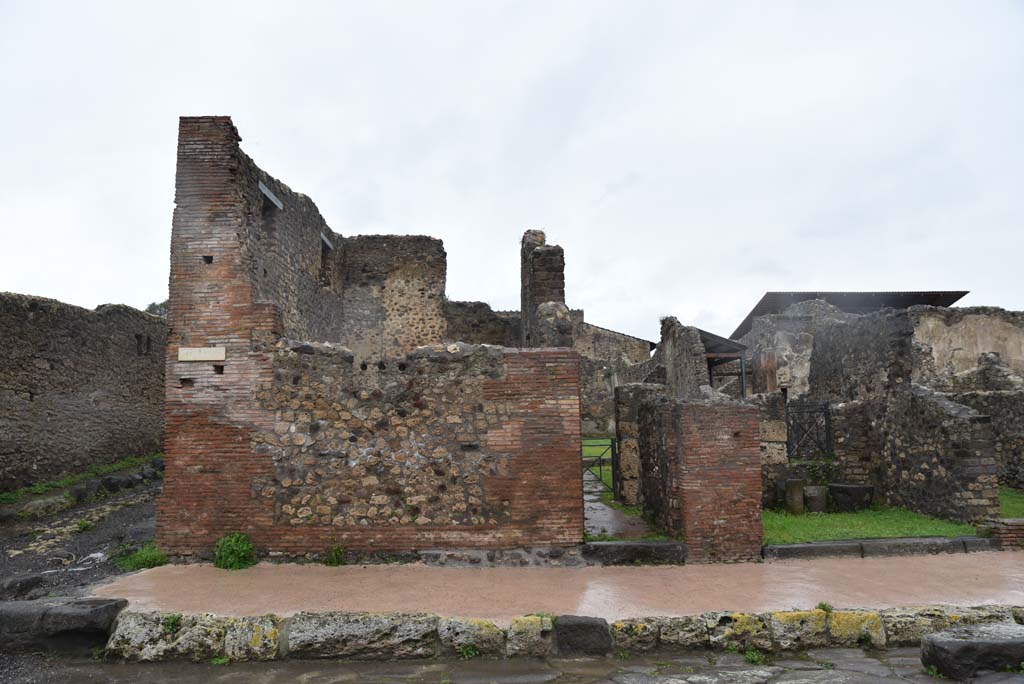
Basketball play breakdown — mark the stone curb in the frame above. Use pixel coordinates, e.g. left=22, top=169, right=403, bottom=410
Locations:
left=763, top=536, right=999, bottom=560
left=101, top=603, right=1024, bottom=662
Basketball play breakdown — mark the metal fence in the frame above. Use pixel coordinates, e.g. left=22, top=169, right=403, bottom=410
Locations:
left=581, top=437, right=616, bottom=492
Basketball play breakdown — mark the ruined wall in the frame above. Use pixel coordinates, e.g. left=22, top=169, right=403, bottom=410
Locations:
left=830, top=400, right=884, bottom=489
left=232, top=129, right=447, bottom=364
left=157, top=117, right=583, bottom=555
left=612, top=383, right=665, bottom=506
left=740, top=300, right=849, bottom=398
left=950, top=391, right=1024, bottom=488
left=750, top=392, right=789, bottom=507
left=879, top=387, right=999, bottom=523
left=808, top=311, right=999, bottom=522
left=443, top=301, right=519, bottom=347
left=520, top=230, right=565, bottom=347
left=637, top=395, right=762, bottom=562
left=0, top=293, right=165, bottom=490
left=911, top=307, right=1024, bottom=389
left=653, top=317, right=709, bottom=400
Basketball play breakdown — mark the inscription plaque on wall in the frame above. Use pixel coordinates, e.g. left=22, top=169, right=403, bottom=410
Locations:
left=178, top=347, right=226, bottom=362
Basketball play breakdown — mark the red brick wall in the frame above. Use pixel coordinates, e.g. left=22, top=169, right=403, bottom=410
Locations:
left=991, top=519, right=1024, bottom=549
left=156, top=117, right=583, bottom=557
left=639, top=397, right=763, bottom=563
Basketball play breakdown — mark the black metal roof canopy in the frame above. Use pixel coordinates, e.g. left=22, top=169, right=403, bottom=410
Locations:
left=698, top=328, right=746, bottom=357
left=729, top=290, right=969, bottom=340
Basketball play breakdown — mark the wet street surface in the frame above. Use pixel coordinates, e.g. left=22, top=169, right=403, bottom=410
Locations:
left=3, top=648, right=1021, bottom=683
left=92, top=550, right=1024, bottom=623
left=583, top=471, right=653, bottom=540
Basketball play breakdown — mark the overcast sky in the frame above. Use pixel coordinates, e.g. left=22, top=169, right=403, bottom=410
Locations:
left=2, top=1, right=1022, bottom=341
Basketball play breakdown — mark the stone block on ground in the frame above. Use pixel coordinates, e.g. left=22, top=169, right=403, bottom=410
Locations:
left=656, top=615, right=709, bottom=650
left=505, top=615, right=554, bottom=657
left=284, top=612, right=437, bottom=659
left=828, top=484, right=874, bottom=512
left=705, top=612, right=772, bottom=651
left=438, top=617, right=505, bottom=657
left=0, top=573, right=45, bottom=600
left=880, top=605, right=1013, bottom=646
left=921, top=622, right=1024, bottom=680
left=0, top=597, right=126, bottom=651
left=224, top=615, right=280, bottom=661
left=827, top=610, right=886, bottom=649
left=803, top=486, right=828, bottom=513
left=610, top=618, right=658, bottom=652
left=769, top=609, right=829, bottom=650
left=105, top=611, right=228, bottom=662
left=580, top=540, right=687, bottom=565
left=553, top=615, right=612, bottom=655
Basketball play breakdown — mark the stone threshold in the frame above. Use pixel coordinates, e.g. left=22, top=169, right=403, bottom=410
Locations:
left=763, top=535, right=999, bottom=560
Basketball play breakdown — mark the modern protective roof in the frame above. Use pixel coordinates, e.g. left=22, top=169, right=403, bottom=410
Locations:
left=729, top=290, right=969, bottom=340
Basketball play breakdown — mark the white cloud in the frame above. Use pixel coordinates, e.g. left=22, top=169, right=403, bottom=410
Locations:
left=1, top=0, right=1021, bottom=340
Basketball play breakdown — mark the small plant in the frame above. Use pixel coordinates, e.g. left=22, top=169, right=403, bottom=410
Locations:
left=211, top=655, right=230, bottom=666
left=457, top=645, right=480, bottom=660
left=213, top=532, right=256, bottom=570
left=76, top=519, right=95, bottom=532
left=816, top=601, right=833, bottom=614
left=857, top=631, right=873, bottom=650
left=821, top=661, right=835, bottom=670
left=743, top=648, right=767, bottom=665
left=615, top=650, right=629, bottom=660
left=925, top=664, right=944, bottom=678
left=162, top=613, right=182, bottom=635
left=91, top=645, right=105, bottom=661
left=113, top=542, right=168, bottom=571
left=324, top=545, right=347, bottom=567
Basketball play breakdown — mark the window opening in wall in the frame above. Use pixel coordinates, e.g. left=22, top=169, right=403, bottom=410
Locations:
left=180, top=378, right=194, bottom=388
left=318, top=232, right=334, bottom=287
left=135, top=334, right=145, bottom=355
left=145, top=336, right=151, bottom=354
left=213, top=364, right=224, bottom=375
left=259, top=180, right=282, bottom=239
left=202, top=255, right=213, bottom=264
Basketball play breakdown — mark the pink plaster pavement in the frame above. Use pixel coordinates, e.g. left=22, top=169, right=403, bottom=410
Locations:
left=92, top=551, right=1024, bottom=626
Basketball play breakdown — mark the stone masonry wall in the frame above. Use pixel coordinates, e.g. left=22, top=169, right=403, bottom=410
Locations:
left=653, top=317, right=710, bottom=400
left=0, top=293, right=166, bottom=490
left=612, top=383, right=665, bottom=506
left=157, top=117, right=583, bottom=556
left=808, top=311, right=1000, bottom=522
left=750, top=392, right=789, bottom=507
left=948, top=390, right=1024, bottom=489
left=520, top=230, right=565, bottom=348
left=637, top=394, right=762, bottom=562
left=443, top=301, right=519, bottom=347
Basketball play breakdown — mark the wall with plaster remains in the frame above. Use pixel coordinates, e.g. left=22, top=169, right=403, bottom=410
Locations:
left=0, top=294, right=165, bottom=490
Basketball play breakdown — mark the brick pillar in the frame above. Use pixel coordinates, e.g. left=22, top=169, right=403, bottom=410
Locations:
left=639, top=397, right=763, bottom=563
left=520, top=230, right=566, bottom=347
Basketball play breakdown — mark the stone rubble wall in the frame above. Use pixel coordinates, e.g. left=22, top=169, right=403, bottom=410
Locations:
left=158, top=117, right=583, bottom=557
left=103, top=603, right=1024, bottom=662
left=637, top=393, right=763, bottom=562
left=0, top=293, right=166, bottom=491
left=807, top=310, right=1000, bottom=522
left=948, top=389, right=1024, bottom=488
left=612, top=383, right=666, bottom=506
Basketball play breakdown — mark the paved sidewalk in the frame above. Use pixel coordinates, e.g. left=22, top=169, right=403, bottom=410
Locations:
left=92, top=550, right=1024, bottom=625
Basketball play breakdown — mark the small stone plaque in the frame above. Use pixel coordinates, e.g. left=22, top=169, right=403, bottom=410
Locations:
left=178, top=347, right=226, bottom=362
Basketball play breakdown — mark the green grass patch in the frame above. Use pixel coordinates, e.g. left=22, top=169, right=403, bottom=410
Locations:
left=599, top=490, right=642, bottom=517
left=113, top=542, right=168, bottom=571
left=0, top=453, right=162, bottom=506
left=581, top=438, right=615, bottom=458
left=763, top=508, right=975, bottom=546
left=1000, top=488, right=1024, bottom=518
